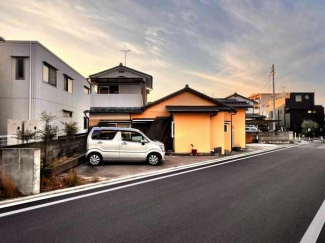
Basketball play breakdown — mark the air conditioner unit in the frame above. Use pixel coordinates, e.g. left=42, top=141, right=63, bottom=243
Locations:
left=23, top=119, right=38, bottom=133
left=7, top=119, right=22, bottom=136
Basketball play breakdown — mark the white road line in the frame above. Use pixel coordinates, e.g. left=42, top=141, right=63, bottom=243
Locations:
left=0, top=146, right=295, bottom=209
left=300, top=200, right=325, bottom=243
left=0, top=145, right=299, bottom=218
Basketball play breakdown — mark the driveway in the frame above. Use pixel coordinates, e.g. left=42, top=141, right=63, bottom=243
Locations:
left=75, top=144, right=281, bottom=181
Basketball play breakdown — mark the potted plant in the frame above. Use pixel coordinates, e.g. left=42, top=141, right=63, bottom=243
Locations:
left=191, top=144, right=197, bottom=156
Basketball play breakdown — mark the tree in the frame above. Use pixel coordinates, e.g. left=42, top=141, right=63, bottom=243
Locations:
left=301, top=120, right=318, bottom=134
left=16, top=129, right=37, bottom=144
left=37, top=111, right=59, bottom=175
left=37, top=111, right=59, bottom=142
left=61, top=121, right=78, bottom=137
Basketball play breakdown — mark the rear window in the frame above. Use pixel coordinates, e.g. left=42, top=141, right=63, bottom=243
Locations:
left=91, top=130, right=100, bottom=139
left=98, top=130, right=117, bottom=140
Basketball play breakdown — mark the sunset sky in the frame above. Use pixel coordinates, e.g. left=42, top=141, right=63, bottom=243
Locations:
left=1, top=0, right=324, bottom=103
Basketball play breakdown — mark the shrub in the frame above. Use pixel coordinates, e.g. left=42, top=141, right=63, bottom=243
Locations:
left=16, top=129, right=37, bottom=144
left=301, top=120, right=318, bottom=134
left=0, top=173, right=23, bottom=199
left=61, top=121, right=78, bottom=138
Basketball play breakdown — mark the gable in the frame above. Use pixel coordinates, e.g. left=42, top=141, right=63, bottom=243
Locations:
left=95, top=67, right=144, bottom=79
left=132, top=91, right=217, bottom=118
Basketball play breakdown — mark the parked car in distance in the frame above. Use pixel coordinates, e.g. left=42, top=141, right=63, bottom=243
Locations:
left=86, top=127, right=165, bottom=166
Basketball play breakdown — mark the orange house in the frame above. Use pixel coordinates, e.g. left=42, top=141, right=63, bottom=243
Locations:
left=87, top=85, right=248, bottom=155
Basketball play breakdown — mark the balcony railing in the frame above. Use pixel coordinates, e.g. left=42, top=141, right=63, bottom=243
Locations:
left=90, top=94, right=143, bottom=108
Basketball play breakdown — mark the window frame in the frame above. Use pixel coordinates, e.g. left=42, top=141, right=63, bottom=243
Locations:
left=63, top=74, right=73, bottom=94
left=295, top=95, right=302, bottom=102
left=84, top=86, right=90, bottom=95
left=63, top=110, right=73, bottom=118
left=16, top=58, right=25, bottom=80
left=121, top=131, right=147, bottom=143
left=224, top=124, right=228, bottom=133
left=43, top=62, right=57, bottom=87
left=98, top=130, right=118, bottom=141
left=109, top=85, right=119, bottom=94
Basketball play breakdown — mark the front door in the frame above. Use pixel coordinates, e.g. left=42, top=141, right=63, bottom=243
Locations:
left=120, top=131, right=147, bottom=161
left=97, top=130, right=120, bottom=161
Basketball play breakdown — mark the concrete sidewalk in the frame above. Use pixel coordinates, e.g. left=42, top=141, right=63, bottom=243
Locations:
left=75, top=143, right=283, bottom=181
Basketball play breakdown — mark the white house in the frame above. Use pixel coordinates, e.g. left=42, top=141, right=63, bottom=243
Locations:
left=0, top=38, right=90, bottom=136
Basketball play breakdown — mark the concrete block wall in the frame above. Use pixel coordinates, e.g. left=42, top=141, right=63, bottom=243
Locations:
left=3, top=135, right=87, bottom=163
left=0, top=148, right=40, bottom=195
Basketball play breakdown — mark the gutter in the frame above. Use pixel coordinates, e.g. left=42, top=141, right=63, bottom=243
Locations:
left=28, top=43, right=32, bottom=119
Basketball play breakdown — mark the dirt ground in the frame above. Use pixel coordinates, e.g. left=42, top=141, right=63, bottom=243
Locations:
left=75, top=144, right=280, bottom=181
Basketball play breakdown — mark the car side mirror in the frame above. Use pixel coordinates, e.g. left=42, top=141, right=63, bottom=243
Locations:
left=141, top=139, right=147, bottom=145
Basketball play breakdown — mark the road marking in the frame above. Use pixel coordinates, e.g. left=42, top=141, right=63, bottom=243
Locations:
left=300, top=200, right=325, bottom=243
left=0, top=147, right=286, bottom=209
left=0, top=145, right=300, bottom=218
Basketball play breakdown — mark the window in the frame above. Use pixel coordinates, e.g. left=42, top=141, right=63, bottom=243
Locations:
left=99, top=87, right=109, bottom=94
left=295, top=95, right=302, bottom=102
left=16, top=58, right=24, bottom=79
left=109, top=85, right=119, bottom=94
left=98, top=130, right=117, bottom=140
left=224, top=124, right=228, bottom=132
left=121, top=131, right=147, bottom=143
left=305, top=95, right=309, bottom=100
left=63, top=110, right=72, bottom=118
left=84, top=86, right=90, bottom=95
left=64, top=75, right=73, bottom=93
left=91, top=130, right=100, bottom=139
left=43, top=63, right=57, bottom=86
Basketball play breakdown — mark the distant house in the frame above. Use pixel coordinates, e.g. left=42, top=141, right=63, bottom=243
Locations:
left=268, top=92, right=324, bottom=132
left=224, top=93, right=257, bottom=114
left=87, top=63, right=152, bottom=128
left=249, top=93, right=284, bottom=117
left=0, top=39, right=90, bottom=136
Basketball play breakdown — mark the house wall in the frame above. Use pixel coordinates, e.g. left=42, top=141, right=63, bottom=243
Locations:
left=131, top=91, right=216, bottom=119
left=0, top=41, right=90, bottom=135
left=232, top=109, right=246, bottom=149
left=210, top=112, right=226, bottom=154
left=173, top=113, right=211, bottom=153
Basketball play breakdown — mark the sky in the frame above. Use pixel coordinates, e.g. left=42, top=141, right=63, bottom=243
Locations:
left=1, top=0, right=325, bottom=104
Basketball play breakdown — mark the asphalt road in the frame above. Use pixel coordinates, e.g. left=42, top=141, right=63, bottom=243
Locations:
left=0, top=142, right=324, bottom=243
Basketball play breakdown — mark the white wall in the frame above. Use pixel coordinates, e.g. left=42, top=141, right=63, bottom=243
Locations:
left=0, top=41, right=90, bottom=136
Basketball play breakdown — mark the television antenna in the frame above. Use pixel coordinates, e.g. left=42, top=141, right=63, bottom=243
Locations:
left=120, top=49, right=131, bottom=67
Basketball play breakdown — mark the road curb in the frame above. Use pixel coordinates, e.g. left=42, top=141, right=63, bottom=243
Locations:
left=0, top=144, right=301, bottom=208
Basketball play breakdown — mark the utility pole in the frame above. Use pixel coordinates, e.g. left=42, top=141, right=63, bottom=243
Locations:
left=120, top=49, right=131, bottom=67
left=271, top=64, right=276, bottom=130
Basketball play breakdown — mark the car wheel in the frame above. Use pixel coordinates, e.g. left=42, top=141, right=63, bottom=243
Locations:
left=147, top=153, right=161, bottom=166
left=88, top=153, right=102, bottom=166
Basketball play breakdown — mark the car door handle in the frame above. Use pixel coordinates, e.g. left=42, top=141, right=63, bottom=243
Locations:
left=97, top=141, right=103, bottom=144
left=121, top=142, right=127, bottom=145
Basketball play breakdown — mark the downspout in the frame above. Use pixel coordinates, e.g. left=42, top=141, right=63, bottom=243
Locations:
left=28, top=43, right=32, bottom=119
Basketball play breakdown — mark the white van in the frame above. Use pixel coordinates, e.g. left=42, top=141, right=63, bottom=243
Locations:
left=86, top=127, right=165, bottom=166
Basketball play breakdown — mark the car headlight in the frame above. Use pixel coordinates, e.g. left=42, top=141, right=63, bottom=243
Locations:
left=159, top=145, right=165, bottom=152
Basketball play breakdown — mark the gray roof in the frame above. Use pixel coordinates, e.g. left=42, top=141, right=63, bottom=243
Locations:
left=88, top=107, right=144, bottom=113
left=166, top=106, right=229, bottom=113
left=215, top=99, right=253, bottom=108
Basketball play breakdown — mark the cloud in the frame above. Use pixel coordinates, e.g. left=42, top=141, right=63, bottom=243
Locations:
left=1, top=0, right=324, bottom=105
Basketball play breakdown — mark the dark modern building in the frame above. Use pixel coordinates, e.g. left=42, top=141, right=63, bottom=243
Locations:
left=269, top=92, right=324, bottom=133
